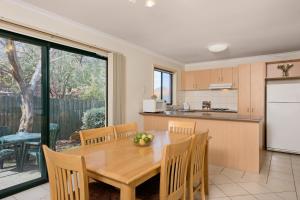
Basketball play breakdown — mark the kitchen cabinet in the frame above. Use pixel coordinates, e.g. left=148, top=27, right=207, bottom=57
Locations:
left=250, top=63, right=266, bottom=117
left=195, top=70, right=210, bottom=89
left=142, top=114, right=264, bottom=173
left=210, top=69, right=222, bottom=83
left=232, top=67, right=239, bottom=89
left=210, top=68, right=233, bottom=83
left=181, top=71, right=195, bottom=90
left=238, top=64, right=251, bottom=116
left=181, top=70, right=210, bottom=90
left=222, top=67, right=233, bottom=83
left=238, top=63, right=266, bottom=117
left=267, top=60, right=300, bottom=78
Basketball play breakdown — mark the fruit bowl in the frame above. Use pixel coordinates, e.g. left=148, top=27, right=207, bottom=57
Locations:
left=133, top=132, right=154, bottom=146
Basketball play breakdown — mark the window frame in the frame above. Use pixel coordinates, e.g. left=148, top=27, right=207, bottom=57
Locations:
left=154, top=67, right=173, bottom=105
left=0, top=28, right=108, bottom=198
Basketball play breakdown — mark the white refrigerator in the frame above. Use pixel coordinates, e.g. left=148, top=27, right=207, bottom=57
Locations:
left=267, top=80, right=300, bottom=154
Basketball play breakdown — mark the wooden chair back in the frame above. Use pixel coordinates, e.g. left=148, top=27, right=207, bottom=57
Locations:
left=114, top=122, right=138, bottom=139
left=188, top=131, right=209, bottom=200
left=160, top=137, right=193, bottom=200
left=168, top=121, right=196, bottom=135
left=42, top=145, right=89, bottom=200
left=79, top=126, right=115, bottom=146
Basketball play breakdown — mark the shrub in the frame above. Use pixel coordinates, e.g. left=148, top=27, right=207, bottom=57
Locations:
left=81, top=107, right=106, bottom=130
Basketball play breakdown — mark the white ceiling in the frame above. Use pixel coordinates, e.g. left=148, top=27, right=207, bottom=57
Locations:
left=22, top=0, right=300, bottom=64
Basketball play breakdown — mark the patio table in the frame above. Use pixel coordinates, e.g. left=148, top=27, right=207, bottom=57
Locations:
left=0, top=132, right=41, bottom=144
left=0, top=132, right=41, bottom=171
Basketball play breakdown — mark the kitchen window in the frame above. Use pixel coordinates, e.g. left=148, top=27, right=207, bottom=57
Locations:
left=154, top=68, right=173, bottom=105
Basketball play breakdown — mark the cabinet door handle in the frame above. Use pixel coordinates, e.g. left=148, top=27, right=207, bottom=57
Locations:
left=247, top=108, right=250, bottom=113
left=252, top=108, right=254, bottom=113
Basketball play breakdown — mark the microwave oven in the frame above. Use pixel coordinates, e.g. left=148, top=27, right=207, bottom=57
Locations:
left=143, top=99, right=166, bottom=113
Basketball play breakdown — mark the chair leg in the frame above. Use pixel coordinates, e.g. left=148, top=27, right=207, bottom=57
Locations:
left=0, top=160, right=4, bottom=169
left=201, top=181, right=206, bottom=200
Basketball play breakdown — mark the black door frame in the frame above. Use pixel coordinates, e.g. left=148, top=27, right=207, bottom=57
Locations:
left=0, top=29, right=108, bottom=198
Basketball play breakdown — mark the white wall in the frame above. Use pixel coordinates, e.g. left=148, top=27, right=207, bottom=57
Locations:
left=0, top=0, right=184, bottom=129
left=185, top=51, right=300, bottom=71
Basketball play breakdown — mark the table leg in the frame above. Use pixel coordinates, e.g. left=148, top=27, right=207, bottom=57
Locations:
left=120, top=184, right=136, bottom=200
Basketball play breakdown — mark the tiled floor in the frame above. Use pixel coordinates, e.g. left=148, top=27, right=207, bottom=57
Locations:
left=2, top=151, right=300, bottom=200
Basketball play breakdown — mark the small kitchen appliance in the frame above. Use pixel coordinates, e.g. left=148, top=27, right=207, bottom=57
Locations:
left=143, top=99, right=166, bottom=113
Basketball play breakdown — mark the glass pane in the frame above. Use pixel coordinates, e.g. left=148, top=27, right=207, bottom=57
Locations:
left=162, top=72, right=172, bottom=104
left=154, top=71, right=162, bottom=99
left=49, top=48, right=107, bottom=152
left=0, top=38, right=42, bottom=191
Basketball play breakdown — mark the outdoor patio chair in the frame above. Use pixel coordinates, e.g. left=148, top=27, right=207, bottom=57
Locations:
left=0, top=142, right=20, bottom=169
left=20, top=123, right=60, bottom=170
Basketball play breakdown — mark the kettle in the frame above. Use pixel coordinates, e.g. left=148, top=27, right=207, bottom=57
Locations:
left=183, top=102, right=190, bottom=110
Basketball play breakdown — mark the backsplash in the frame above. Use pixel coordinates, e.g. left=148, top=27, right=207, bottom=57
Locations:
left=177, top=90, right=238, bottom=111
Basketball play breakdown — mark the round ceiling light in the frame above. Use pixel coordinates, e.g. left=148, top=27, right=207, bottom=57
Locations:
left=208, top=43, right=229, bottom=53
left=145, top=0, right=156, bottom=7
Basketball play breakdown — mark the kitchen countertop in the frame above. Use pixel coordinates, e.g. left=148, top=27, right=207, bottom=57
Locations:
left=140, top=111, right=263, bottom=123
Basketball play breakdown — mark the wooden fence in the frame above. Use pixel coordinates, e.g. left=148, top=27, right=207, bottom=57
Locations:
left=0, top=95, right=105, bottom=139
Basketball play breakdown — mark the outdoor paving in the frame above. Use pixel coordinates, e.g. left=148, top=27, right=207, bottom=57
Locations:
left=0, top=159, right=41, bottom=190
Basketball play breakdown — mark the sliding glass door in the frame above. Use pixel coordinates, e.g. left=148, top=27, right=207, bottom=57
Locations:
left=0, top=34, right=44, bottom=194
left=0, top=29, right=108, bottom=198
left=49, top=47, right=107, bottom=152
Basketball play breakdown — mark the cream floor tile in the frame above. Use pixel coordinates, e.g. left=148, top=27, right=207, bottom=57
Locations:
left=269, top=164, right=292, bottom=174
left=265, top=178, right=295, bottom=192
left=209, top=165, right=224, bottom=175
left=229, top=195, right=256, bottom=200
left=208, top=197, right=231, bottom=200
left=210, top=174, right=234, bottom=184
left=13, top=185, right=49, bottom=200
left=268, top=171, right=294, bottom=182
left=1, top=197, right=17, bottom=200
left=238, top=182, right=271, bottom=194
left=221, top=168, right=245, bottom=181
left=254, top=193, right=282, bottom=200
left=208, top=185, right=227, bottom=198
left=275, top=191, right=298, bottom=200
left=217, top=183, right=249, bottom=197
left=271, top=152, right=292, bottom=160
left=237, top=172, right=268, bottom=184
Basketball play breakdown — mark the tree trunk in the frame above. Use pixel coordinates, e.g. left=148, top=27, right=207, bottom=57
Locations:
left=4, top=39, right=41, bottom=133
left=19, top=88, right=34, bottom=132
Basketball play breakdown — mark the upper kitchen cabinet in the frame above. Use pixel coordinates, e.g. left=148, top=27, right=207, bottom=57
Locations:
left=195, top=70, right=210, bottom=89
left=210, top=68, right=233, bottom=83
left=238, top=64, right=251, bottom=116
left=181, top=70, right=210, bottom=90
left=210, top=68, right=222, bottom=83
left=232, top=67, right=239, bottom=89
left=181, top=71, right=195, bottom=90
left=238, top=63, right=266, bottom=117
left=267, top=60, right=300, bottom=78
left=250, top=62, right=266, bottom=117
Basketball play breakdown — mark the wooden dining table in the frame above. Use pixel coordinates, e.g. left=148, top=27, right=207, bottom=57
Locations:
left=65, top=131, right=208, bottom=200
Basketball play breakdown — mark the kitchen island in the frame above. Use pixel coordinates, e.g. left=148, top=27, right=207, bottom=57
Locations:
left=140, top=111, right=265, bottom=173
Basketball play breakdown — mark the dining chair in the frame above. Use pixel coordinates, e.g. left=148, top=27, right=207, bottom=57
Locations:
left=42, top=145, right=118, bottom=200
left=168, top=120, right=196, bottom=135
left=188, top=131, right=209, bottom=200
left=113, top=122, right=137, bottom=139
left=79, top=126, right=115, bottom=146
left=137, top=136, right=193, bottom=200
